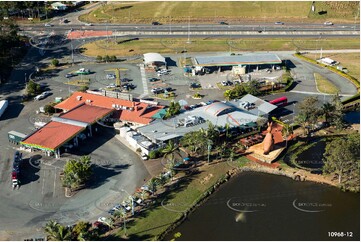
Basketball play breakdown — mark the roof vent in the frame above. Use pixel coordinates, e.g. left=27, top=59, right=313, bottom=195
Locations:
left=112, top=104, right=116, bottom=108
left=76, top=96, right=82, bottom=101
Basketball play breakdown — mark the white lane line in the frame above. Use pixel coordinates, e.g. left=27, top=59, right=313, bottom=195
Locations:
left=53, top=168, right=57, bottom=198
left=41, top=170, right=45, bottom=195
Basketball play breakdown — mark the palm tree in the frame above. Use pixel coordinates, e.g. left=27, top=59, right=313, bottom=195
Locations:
left=114, top=209, right=127, bottom=237
left=281, top=124, right=293, bottom=147
left=148, top=177, right=159, bottom=194
left=162, top=141, right=179, bottom=176
left=295, top=113, right=308, bottom=136
left=44, top=220, right=72, bottom=241
left=322, top=102, right=335, bottom=123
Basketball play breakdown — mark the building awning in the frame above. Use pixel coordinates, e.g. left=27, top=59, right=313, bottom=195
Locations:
left=143, top=53, right=166, bottom=64
left=152, top=109, right=167, bottom=119
left=156, top=134, right=182, bottom=142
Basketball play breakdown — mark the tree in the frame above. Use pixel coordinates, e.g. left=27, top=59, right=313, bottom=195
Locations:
left=95, top=55, right=103, bottom=63
left=148, top=150, right=160, bottom=159
left=44, top=103, right=55, bottom=114
left=296, top=96, right=321, bottom=134
left=322, top=102, right=334, bottom=123
left=26, top=80, right=41, bottom=95
left=103, top=55, right=110, bottom=62
left=330, top=93, right=344, bottom=129
left=71, top=221, right=94, bottom=241
left=323, top=134, right=360, bottom=191
left=110, top=55, right=117, bottom=62
left=51, top=58, right=59, bottom=67
left=281, top=124, right=293, bottom=147
left=165, top=101, right=181, bottom=119
left=113, top=209, right=127, bottom=237
left=78, top=85, right=89, bottom=92
left=62, top=156, right=93, bottom=189
left=44, top=220, right=72, bottom=241
left=244, top=80, right=260, bottom=96
left=180, top=131, right=208, bottom=155
left=148, top=177, right=159, bottom=194
left=162, top=140, right=179, bottom=177
left=224, top=84, right=245, bottom=100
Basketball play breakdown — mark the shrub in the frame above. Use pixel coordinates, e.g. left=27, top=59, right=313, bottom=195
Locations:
left=78, top=85, right=89, bottom=92
left=44, top=104, right=55, bottom=114
left=136, top=148, right=142, bottom=153
left=103, top=55, right=110, bottom=62
left=149, top=150, right=160, bottom=159
left=51, top=59, right=59, bottom=67
left=110, top=55, right=117, bottom=62
left=96, top=55, right=103, bottom=63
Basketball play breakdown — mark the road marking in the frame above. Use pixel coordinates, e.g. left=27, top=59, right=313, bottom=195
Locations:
left=53, top=168, right=57, bottom=198
left=289, top=90, right=353, bottom=96
left=41, top=170, right=45, bottom=195
left=139, top=65, right=149, bottom=96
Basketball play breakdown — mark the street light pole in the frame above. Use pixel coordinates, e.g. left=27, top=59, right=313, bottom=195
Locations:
left=121, top=189, right=134, bottom=216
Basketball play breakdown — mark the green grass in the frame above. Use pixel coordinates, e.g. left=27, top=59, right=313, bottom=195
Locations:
left=82, top=38, right=360, bottom=57
left=314, top=73, right=340, bottom=94
left=80, top=1, right=359, bottom=24
left=114, top=159, right=247, bottom=240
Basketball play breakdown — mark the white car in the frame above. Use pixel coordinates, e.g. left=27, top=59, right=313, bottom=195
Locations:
left=97, top=217, right=107, bottom=223
left=106, top=83, right=116, bottom=88
left=85, top=23, right=93, bottom=26
left=44, top=23, right=53, bottom=27
left=34, top=94, right=44, bottom=101
left=324, top=21, right=333, bottom=26
left=106, top=74, right=116, bottom=79
left=141, top=154, right=148, bottom=160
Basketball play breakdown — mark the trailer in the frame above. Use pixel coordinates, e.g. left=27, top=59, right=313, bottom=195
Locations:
left=0, top=99, right=8, bottom=118
left=8, top=131, right=27, bottom=145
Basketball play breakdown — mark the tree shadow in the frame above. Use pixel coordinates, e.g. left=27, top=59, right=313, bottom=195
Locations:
left=20, top=157, right=40, bottom=186
left=86, top=164, right=130, bottom=190
left=165, top=57, right=177, bottom=67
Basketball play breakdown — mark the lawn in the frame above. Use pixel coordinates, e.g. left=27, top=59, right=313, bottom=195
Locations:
left=80, top=1, right=358, bottom=24
left=82, top=37, right=360, bottom=57
left=113, top=157, right=249, bottom=240
left=305, top=53, right=360, bottom=81
left=314, top=73, right=340, bottom=94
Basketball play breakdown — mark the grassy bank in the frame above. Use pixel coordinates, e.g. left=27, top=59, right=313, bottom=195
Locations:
left=80, top=1, right=359, bottom=24
left=82, top=38, right=360, bottom=57
left=304, top=53, right=360, bottom=81
left=112, top=158, right=249, bottom=240
left=314, top=73, right=340, bottom=94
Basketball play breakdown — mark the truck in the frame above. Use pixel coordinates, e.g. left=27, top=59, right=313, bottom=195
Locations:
left=0, top=99, right=8, bottom=118
left=12, top=151, right=22, bottom=189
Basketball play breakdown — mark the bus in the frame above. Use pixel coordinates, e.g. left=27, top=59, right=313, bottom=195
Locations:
left=269, top=96, right=288, bottom=107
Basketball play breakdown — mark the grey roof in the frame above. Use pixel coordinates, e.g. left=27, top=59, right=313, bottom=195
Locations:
left=8, top=130, right=27, bottom=138
left=137, top=102, right=260, bottom=143
left=143, top=53, right=166, bottom=64
left=204, top=102, right=233, bottom=116
left=194, top=53, right=282, bottom=66
left=232, top=94, right=277, bottom=116
left=51, top=116, right=88, bottom=128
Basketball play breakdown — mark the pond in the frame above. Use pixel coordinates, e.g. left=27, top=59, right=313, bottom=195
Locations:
left=295, top=140, right=326, bottom=169
left=165, top=172, right=359, bottom=241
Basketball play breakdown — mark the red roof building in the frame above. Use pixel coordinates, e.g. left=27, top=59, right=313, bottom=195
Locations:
left=21, top=121, right=85, bottom=151
left=55, top=92, right=164, bottom=125
left=59, top=104, right=114, bottom=124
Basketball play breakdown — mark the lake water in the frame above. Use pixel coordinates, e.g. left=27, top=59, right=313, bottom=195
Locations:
left=165, top=172, right=359, bottom=241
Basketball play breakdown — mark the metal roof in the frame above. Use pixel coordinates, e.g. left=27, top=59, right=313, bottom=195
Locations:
left=143, top=53, right=166, bottom=64
left=8, top=131, right=27, bottom=139
left=194, top=53, right=282, bottom=66
left=235, top=94, right=277, bottom=116
left=204, top=102, right=233, bottom=117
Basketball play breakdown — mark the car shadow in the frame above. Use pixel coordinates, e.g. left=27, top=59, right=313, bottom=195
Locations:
left=20, top=157, right=40, bottom=186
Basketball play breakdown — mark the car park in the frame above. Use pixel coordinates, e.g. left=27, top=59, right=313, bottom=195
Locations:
left=106, top=74, right=116, bottom=79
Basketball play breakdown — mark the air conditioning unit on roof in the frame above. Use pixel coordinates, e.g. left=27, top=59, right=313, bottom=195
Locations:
left=77, top=96, right=82, bottom=101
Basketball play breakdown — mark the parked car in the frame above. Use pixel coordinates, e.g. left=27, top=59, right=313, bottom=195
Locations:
left=41, top=91, right=51, bottom=97
left=34, top=94, right=45, bottom=101
left=151, top=21, right=161, bottom=25
left=85, top=23, right=93, bottom=26
left=221, top=80, right=233, bottom=86
left=164, top=87, right=172, bottom=92
left=148, top=78, right=159, bottom=82
left=76, top=68, right=90, bottom=75
left=106, top=83, right=116, bottom=88
left=190, top=82, right=201, bottom=89
left=151, top=87, right=164, bottom=94
left=44, top=23, right=53, bottom=27
left=106, top=74, right=116, bottom=79
left=97, top=217, right=107, bottom=223
left=65, top=73, right=74, bottom=78
left=141, top=154, right=148, bottom=160
left=122, top=83, right=136, bottom=90
left=121, top=78, right=131, bottom=82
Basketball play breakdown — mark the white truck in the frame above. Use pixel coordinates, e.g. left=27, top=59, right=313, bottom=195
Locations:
left=0, top=99, right=8, bottom=118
